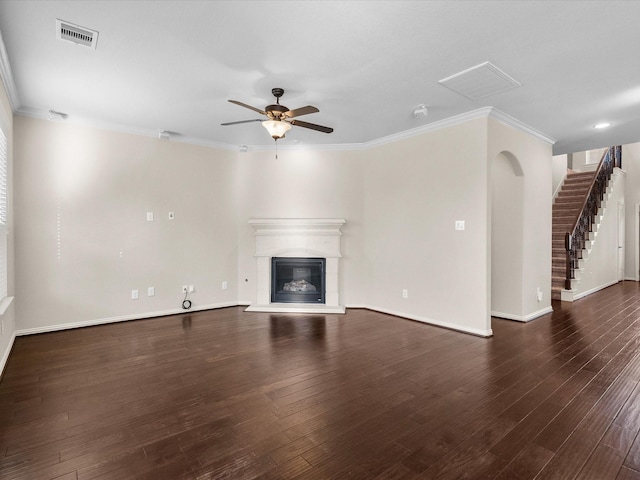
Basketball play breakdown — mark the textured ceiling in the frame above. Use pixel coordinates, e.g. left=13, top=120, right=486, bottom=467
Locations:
left=0, top=0, right=639, bottom=154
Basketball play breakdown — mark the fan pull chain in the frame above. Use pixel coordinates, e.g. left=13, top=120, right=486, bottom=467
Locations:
left=275, top=140, right=278, bottom=159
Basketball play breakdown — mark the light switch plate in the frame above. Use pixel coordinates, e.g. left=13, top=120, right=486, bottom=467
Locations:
left=455, top=220, right=465, bottom=231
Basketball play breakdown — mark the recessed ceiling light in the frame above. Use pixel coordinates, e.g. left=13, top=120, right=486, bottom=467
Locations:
left=594, top=122, right=611, bottom=129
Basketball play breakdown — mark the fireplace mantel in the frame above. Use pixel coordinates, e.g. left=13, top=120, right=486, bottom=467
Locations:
left=246, top=218, right=346, bottom=314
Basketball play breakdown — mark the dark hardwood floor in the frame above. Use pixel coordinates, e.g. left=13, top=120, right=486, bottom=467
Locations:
left=3, top=282, right=640, bottom=479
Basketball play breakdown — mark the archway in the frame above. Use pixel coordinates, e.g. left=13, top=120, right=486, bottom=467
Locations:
left=491, top=151, right=525, bottom=319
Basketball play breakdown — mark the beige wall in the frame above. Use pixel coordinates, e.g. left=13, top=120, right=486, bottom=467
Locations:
left=10, top=109, right=554, bottom=340
left=0, top=71, right=14, bottom=372
left=235, top=147, right=366, bottom=306
left=488, top=118, right=553, bottom=320
left=14, top=117, right=238, bottom=332
left=491, top=152, right=524, bottom=317
left=363, top=118, right=492, bottom=335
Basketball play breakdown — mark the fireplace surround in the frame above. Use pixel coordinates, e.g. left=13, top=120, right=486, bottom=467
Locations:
left=245, top=218, right=346, bottom=314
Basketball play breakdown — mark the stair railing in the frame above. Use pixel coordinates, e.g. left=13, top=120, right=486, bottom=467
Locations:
left=564, top=146, right=622, bottom=290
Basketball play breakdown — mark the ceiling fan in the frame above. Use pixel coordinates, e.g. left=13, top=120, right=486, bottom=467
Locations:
left=221, top=88, right=333, bottom=141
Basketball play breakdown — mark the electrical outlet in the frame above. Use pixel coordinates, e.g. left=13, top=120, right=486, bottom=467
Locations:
left=182, top=285, right=188, bottom=294
left=222, top=281, right=228, bottom=290
left=146, top=212, right=154, bottom=222
left=148, top=287, right=155, bottom=297
left=537, top=287, right=543, bottom=302
left=131, top=289, right=139, bottom=300
left=402, top=289, right=408, bottom=299
left=189, top=285, right=195, bottom=293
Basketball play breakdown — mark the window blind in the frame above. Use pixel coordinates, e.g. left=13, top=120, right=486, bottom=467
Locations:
left=0, top=128, right=7, bottom=299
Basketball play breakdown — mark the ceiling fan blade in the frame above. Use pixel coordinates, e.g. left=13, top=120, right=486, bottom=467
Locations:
left=221, top=119, right=263, bottom=126
left=228, top=100, right=266, bottom=115
left=284, top=105, right=319, bottom=118
left=290, top=119, right=333, bottom=134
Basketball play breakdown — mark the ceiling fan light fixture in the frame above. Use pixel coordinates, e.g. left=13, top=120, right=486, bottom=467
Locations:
left=262, top=119, right=291, bottom=139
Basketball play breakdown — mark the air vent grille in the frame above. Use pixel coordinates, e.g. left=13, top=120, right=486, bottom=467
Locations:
left=439, top=62, right=520, bottom=100
left=56, top=19, right=98, bottom=49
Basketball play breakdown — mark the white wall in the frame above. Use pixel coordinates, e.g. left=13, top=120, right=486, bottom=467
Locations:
left=570, top=147, right=607, bottom=173
left=363, top=118, right=492, bottom=336
left=235, top=147, right=366, bottom=306
left=570, top=169, right=624, bottom=298
left=623, top=143, right=640, bottom=281
left=552, top=154, right=567, bottom=198
left=567, top=143, right=640, bottom=284
left=0, top=71, right=15, bottom=374
left=14, top=116, right=239, bottom=333
left=488, top=117, right=553, bottom=321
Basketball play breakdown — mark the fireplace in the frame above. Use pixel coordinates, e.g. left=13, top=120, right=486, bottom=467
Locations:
left=271, top=257, right=325, bottom=304
left=246, top=218, right=346, bottom=314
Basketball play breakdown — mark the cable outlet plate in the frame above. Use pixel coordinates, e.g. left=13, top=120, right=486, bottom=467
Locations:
left=182, top=285, right=188, bottom=294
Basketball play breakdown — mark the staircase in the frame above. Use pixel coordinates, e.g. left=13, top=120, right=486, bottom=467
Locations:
left=551, top=171, right=595, bottom=300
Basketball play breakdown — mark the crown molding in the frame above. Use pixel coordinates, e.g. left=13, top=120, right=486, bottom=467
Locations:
left=247, top=109, right=497, bottom=152
left=15, top=104, right=555, bottom=153
left=0, top=29, right=19, bottom=111
left=246, top=107, right=555, bottom=152
left=15, top=107, right=238, bottom=151
left=488, top=108, right=556, bottom=145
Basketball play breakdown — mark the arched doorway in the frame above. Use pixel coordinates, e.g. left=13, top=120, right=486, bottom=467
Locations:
left=491, top=151, right=525, bottom=318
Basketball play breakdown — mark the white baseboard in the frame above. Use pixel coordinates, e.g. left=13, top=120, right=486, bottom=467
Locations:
left=570, top=280, right=620, bottom=302
left=14, top=301, right=497, bottom=344
left=15, top=302, right=240, bottom=336
left=354, top=304, right=493, bottom=337
left=491, top=306, right=553, bottom=323
left=0, top=331, right=16, bottom=378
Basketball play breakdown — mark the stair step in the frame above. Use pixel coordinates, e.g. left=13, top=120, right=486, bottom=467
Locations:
left=553, top=203, right=582, bottom=210
left=553, top=215, right=575, bottom=226
left=555, top=201, right=584, bottom=210
left=566, top=171, right=595, bottom=179
left=554, top=200, right=582, bottom=207
left=563, top=177, right=593, bottom=184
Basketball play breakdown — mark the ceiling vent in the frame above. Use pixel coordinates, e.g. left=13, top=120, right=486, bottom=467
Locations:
left=439, top=62, right=520, bottom=100
left=56, top=19, right=98, bottom=49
